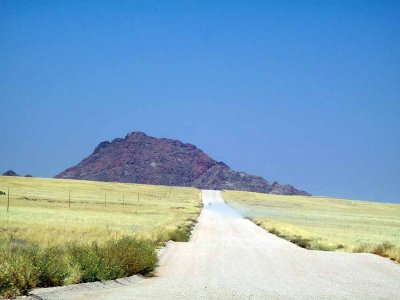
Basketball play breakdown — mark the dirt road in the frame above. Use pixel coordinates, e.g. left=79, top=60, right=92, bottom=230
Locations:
left=32, top=190, right=400, bottom=299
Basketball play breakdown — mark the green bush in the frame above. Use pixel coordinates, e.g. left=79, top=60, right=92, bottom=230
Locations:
left=0, top=244, right=40, bottom=298
left=168, top=226, right=191, bottom=242
left=152, top=218, right=197, bottom=245
left=102, top=237, right=157, bottom=275
left=0, top=237, right=157, bottom=298
left=68, top=243, right=108, bottom=282
left=36, top=246, right=80, bottom=287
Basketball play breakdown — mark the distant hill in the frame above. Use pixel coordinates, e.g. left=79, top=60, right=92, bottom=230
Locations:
left=55, top=132, right=309, bottom=195
left=1, top=170, right=32, bottom=177
left=2, top=170, right=19, bottom=176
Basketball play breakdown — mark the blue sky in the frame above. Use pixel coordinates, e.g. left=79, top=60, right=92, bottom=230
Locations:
left=1, top=1, right=399, bottom=203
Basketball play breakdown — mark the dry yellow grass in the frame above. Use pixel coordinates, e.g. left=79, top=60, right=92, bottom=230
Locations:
left=223, top=190, right=400, bottom=262
left=0, top=176, right=202, bottom=246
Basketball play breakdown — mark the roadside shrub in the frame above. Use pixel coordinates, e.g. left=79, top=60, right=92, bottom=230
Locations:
left=290, top=236, right=312, bottom=249
left=168, top=225, right=191, bottom=242
left=372, top=242, right=394, bottom=257
left=352, top=242, right=399, bottom=263
left=353, top=243, right=370, bottom=253
left=0, top=237, right=157, bottom=298
left=153, top=226, right=191, bottom=245
left=102, top=237, right=157, bottom=275
left=353, top=242, right=394, bottom=256
left=36, top=246, right=81, bottom=286
left=68, top=242, right=110, bottom=282
left=154, top=218, right=197, bottom=244
left=268, top=227, right=280, bottom=236
left=68, top=237, right=157, bottom=282
left=386, top=247, right=400, bottom=263
left=0, top=244, right=40, bottom=298
left=336, top=244, right=345, bottom=249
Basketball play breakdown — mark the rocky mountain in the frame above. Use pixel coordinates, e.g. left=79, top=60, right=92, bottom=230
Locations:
left=55, top=132, right=309, bottom=195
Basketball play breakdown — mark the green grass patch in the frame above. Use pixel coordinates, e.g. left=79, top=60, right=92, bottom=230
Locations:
left=0, top=236, right=157, bottom=298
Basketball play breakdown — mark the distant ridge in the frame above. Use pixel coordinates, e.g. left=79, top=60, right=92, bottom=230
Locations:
left=55, top=132, right=309, bottom=195
left=2, top=170, right=19, bottom=176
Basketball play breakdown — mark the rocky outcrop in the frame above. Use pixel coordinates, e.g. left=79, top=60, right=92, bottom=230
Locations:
left=55, top=132, right=309, bottom=195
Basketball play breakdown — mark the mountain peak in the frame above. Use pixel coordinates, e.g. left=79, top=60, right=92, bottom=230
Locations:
left=125, top=131, right=150, bottom=140
left=56, top=132, right=309, bottom=195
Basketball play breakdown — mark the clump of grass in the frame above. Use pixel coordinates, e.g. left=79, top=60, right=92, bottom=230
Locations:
left=0, top=237, right=157, bottom=298
left=152, top=217, right=198, bottom=245
left=267, top=227, right=279, bottom=236
left=170, top=218, right=197, bottom=242
left=268, top=229, right=311, bottom=249
left=289, top=236, right=312, bottom=249
left=385, top=246, right=400, bottom=263
left=353, top=242, right=399, bottom=262
left=168, top=224, right=192, bottom=242
left=310, top=240, right=342, bottom=251
left=372, top=242, right=394, bottom=257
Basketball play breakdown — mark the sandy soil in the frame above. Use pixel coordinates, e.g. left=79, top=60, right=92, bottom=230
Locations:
left=30, top=190, right=400, bottom=299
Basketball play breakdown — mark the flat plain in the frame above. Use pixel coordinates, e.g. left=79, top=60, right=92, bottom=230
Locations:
left=0, top=176, right=201, bottom=245
left=224, top=190, right=400, bottom=262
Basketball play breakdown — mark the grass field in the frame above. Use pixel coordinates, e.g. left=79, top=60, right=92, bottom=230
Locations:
left=223, top=190, right=400, bottom=262
left=0, top=176, right=201, bottom=298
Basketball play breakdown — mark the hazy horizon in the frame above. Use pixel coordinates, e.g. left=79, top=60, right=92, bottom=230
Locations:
left=1, top=1, right=399, bottom=203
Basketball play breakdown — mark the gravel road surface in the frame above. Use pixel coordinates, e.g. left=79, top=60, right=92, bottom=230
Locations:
left=31, top=190, right=400, bottom=299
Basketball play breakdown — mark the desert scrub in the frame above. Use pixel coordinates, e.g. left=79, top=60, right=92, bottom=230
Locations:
left=0, top=236, right=157, bottom=298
